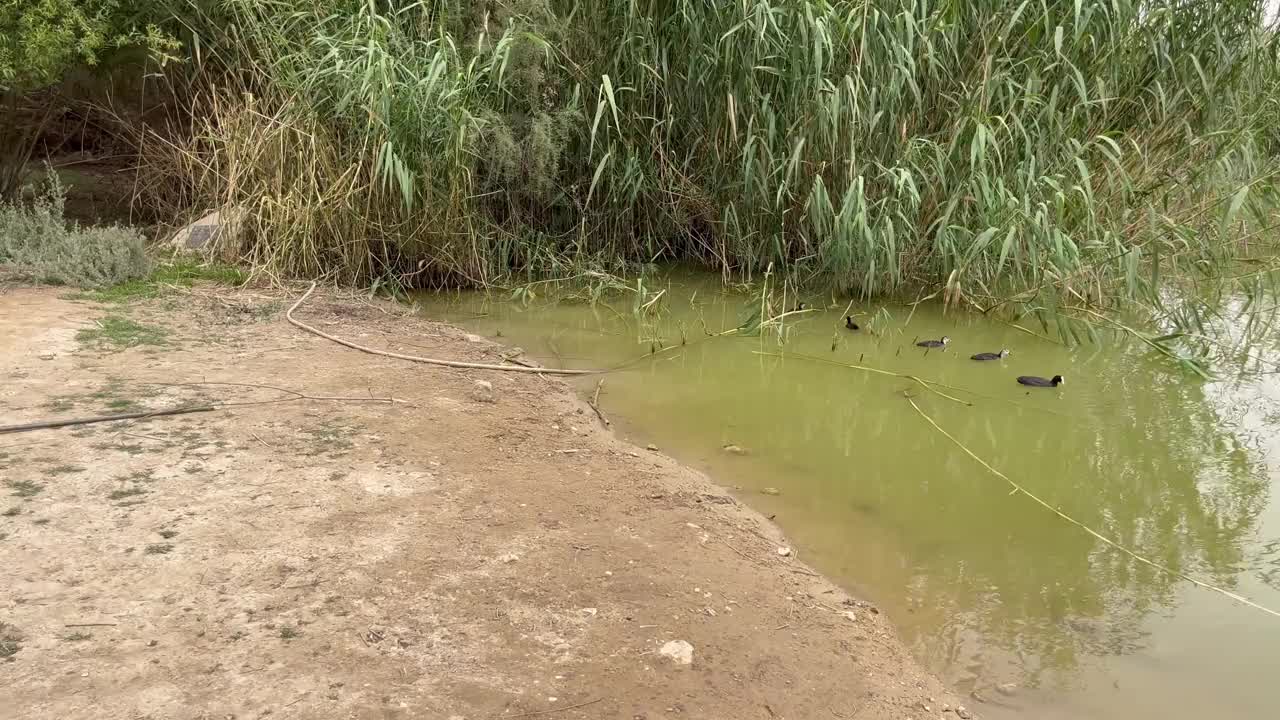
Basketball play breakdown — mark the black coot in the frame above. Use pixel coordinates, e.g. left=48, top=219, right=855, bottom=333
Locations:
left=1017, top=374, right=1064, bottom=387
left=971, top=349, right=1010, bottom=361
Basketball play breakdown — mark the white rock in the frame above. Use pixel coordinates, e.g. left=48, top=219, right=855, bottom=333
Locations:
left=776, top=547, right=793, bottom=557
left=580, top=608, right=598, bottom=617
left=659, top=640, right=694, bottom=665
left=843, top=610, right=858, bottom=622
left=167, top=207, right=245, bottom=259
left=497, top=553, right=520, bottom=563
left=470, top=379, right=495, bottom=403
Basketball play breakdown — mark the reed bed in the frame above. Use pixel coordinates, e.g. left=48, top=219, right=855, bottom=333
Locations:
left=139, top=0, right=1280, bottom=307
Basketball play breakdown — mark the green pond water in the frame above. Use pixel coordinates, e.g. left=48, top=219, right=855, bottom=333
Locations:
left=420, top=273, right=1280, bottom=719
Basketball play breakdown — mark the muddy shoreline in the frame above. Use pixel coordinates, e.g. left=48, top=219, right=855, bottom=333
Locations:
left=1, top=285, right=967, bottom=719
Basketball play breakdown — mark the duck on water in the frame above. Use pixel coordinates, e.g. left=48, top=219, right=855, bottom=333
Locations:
left=971, top=349, right=1010, bottom=361
left=845, top=316, right=860, bottom=330
left=1017, top=374, right=1065, bottom=387
left=916, top=336, right=949, bottom=348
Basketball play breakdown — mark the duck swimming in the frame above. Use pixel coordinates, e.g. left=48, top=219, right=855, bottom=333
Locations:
left=791, top=302, right=807, bottom=312
left=971, top=349, right=1010, bottom=361
left=916, top=336, right=949, bottom=348
left=845, top=316, right=860, bottom=330
left=1017, top=374, right=1064, bottom=387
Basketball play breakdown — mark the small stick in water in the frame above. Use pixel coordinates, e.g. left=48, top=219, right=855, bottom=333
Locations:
left=589, top=379, right=610, bottom=427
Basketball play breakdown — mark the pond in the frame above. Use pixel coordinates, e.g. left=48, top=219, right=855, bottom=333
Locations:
left=419, top=271, right=1280, bottom=719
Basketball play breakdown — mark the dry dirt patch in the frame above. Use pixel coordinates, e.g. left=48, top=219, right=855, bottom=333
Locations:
left=0, top=285, right=964, bottom=720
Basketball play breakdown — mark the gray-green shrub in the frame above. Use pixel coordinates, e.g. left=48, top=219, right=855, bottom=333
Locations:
left=0, top=176, right=148, bottom=288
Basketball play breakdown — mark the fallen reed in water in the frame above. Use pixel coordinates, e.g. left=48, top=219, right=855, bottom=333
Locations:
left=908, top=396, right=1280, bottom=620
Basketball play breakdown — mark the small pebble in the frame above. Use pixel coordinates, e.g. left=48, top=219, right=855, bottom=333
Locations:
left=776, top=547, right=792, bottom=557
left=761, top=487, right=781, bottom=496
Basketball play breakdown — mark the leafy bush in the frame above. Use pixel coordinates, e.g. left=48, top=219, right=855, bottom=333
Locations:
left=0, top=2, right=179, bottom=197
left=0, top=175, right=149, bottom=288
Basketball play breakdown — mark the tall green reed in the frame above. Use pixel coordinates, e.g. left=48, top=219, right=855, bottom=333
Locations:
left=146, top=0, right=1280, bottom=309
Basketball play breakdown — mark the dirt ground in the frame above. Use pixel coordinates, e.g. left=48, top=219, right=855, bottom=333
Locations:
left=0, top=284, right=967, bottom=720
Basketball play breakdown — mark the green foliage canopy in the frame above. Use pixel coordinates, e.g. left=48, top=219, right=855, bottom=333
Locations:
left=0, top=0, right=175, bottom=92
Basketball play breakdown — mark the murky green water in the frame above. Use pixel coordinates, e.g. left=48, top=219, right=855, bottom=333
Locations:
left=420, top=273, right=1280, bottom=719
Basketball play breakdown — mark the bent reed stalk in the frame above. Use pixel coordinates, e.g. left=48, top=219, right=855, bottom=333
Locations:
left=908, top=396, right=1280, bottom=620
left=286, top=282, right=600, bottom=375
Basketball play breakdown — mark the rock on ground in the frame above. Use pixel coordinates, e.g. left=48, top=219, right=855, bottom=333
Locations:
left=659, top=639, right=694, bottom=665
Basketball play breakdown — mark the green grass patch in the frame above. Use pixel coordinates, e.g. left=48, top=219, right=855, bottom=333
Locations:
left=45, top=464, right=85, bottom=476
left=7, top=480, right=43, bottom=498
left=144, top=543, right=174, bottom=555
left=278, top=626, right=299, bottom=640
left=43, top=397, right=77, bottom=412
left=108, top=486, right=148, bottom=500
left=76, top=316, right=169, bottom=351
left=0, top=623, right=21, bottom=659
left=104, top=397, right=143, bottom=412
left=80, top=258, right=246, bottom=303
left=62, top=632, right=92, bottom=642
left=91, top=441, right=149, bottom=456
